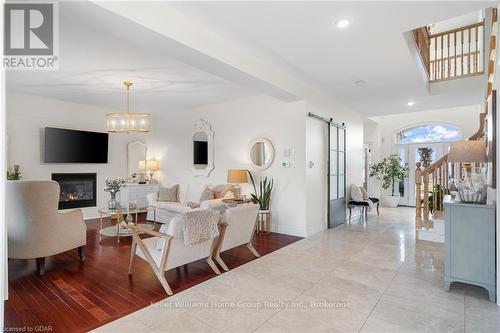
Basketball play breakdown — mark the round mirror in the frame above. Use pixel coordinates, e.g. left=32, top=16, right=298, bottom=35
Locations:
left=249, top=138, right=274, bottom=170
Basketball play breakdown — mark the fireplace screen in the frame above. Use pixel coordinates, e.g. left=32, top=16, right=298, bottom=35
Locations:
left=52, top=173, right=97, bottom=209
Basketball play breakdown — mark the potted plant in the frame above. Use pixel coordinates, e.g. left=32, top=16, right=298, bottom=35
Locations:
left=6, top=165, right=21, bottom=180
left=370, top=154, right=409, bottom=207
left=247, top=171, right=274, bottom=211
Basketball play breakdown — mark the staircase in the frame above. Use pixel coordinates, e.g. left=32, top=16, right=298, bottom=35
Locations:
left=414, top=23, right=485, bottom=82
left=413, top=8, right=497, bottom=225
left=415, top=112, right=487, bottom=224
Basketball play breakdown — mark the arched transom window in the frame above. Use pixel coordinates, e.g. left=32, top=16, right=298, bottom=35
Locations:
left=396, top=123, right=461, bottom=144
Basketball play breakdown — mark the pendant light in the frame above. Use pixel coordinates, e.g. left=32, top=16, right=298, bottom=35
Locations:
left=106, top=81, right=150, bottom=133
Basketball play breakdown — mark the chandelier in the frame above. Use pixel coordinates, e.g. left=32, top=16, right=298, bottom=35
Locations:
left=106, top=81, right=150, bottom=133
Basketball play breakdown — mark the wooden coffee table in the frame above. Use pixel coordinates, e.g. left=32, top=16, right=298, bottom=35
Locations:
left=221, top=198, right=252, bottom=207
left=98, top=206, right=156, bottom=243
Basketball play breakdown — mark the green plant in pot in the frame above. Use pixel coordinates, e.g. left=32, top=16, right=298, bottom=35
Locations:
left=247, top=171, right=274, bottom=211
left=370, top=154, right=409, bottom=207
left=6, top=165, right=21, bottom=180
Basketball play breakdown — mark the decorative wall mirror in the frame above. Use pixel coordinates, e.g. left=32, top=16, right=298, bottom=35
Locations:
left=127, top=141, right=147, bottom=180
left=249, top=137, right=275, bottom=171
left=192, top=119, right=215, bottom=177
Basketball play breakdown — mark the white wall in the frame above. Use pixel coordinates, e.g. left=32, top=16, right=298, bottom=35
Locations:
left=7, top=92, right=364, bottom=237
left=1, top=6, right=6, bottom=309
left=6, top=93, right=144, bottom=219
left=363, top=119, right=381, bottom=197
left=370, top=104, right=482, bottom=159
left=147, top=95, right=309, bottom=236
left=367, top=105, right=481, bottom=198
left=147, top=95, right=364, bottom=237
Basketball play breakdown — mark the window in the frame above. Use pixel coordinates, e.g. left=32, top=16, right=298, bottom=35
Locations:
left=396, top=124, right=460, bottom=144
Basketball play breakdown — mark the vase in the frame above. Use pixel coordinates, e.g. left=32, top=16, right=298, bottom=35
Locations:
left=457, top=167, right=487, bottom=203
left=108, top=191, right=118, bottom=211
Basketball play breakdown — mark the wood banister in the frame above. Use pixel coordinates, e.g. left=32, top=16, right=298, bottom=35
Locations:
left=411, top=10, right=495, bottom=224
left=412, top=21, right=485, bottom=82
left=415, top=111, right=487, bottom=223
left=469, top=112, right=486, bottom=140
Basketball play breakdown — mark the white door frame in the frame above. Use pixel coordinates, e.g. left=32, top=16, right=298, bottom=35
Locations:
left=400, top=142, right=449, bottom=207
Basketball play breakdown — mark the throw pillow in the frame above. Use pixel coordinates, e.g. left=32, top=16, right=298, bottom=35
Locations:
left=199, top=187, right=215, bottom=202
left=360, top=186, right=369, bottom=200
left=213, top=184, right=235, bottom=199
left=187, top=201, right=200, bottom=209
left=350, top=184, right=363, bottom=202
left=157, top=184, right=179, bottom=202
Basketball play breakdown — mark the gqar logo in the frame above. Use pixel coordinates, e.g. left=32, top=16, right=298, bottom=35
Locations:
left=3, top=2, right=58, bottom=69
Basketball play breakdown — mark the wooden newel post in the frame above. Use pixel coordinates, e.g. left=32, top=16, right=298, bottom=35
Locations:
left=415, top=162, right=422, bottom=219
left=423, top=172, right=430, bottom=223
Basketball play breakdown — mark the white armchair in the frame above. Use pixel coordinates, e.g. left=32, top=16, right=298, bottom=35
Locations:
left=6, top=180, right=87, bottom=274
left=127, top=209, right=223, bottom=295
left=212, top=203, right=260, bottom=271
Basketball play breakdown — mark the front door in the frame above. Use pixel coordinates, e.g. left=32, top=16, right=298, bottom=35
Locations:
left=407, top=143, right=446, bottom=206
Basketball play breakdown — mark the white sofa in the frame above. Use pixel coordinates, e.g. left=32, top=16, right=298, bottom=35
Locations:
left=146, top=183, right=236, bottom=224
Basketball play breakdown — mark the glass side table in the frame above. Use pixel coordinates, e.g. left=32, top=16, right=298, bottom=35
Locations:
left=98, top=206, right=156, bottom=243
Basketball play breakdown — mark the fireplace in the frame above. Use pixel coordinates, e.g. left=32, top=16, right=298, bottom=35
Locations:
left=52, top=173, right=97, bottom=209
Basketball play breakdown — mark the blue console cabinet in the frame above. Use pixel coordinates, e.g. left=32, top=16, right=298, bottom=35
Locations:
left=443, top=196, right=496, bottom=302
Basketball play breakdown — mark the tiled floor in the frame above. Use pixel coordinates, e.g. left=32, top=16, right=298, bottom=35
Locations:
left=94, top=207, right=500, bottom=333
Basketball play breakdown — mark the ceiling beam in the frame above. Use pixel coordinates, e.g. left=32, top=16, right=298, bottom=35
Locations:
left=92, top=1, right=335, bottom=104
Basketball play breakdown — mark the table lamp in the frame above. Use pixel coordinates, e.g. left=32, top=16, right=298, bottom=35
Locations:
left=447, top=141, right=487, bottom=203
left=447, top=140, right=487, bottom=164
left=227, top=169, right=248, bottom=200
left=139, top=159, right=161, bottom=183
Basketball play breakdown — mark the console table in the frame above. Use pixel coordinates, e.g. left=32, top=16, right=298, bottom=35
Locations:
left=120, top=183, right=157, bottom=209
left=443, top=196, right=496, bottom=302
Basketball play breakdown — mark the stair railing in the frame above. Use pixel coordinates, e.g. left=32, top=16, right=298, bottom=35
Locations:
left=415, top=113, right=487, bottom=223
left=412, top=22, right=485, bottom=82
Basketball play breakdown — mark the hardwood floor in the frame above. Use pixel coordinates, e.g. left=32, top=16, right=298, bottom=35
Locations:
left=4, top=214, right=301, bottom=333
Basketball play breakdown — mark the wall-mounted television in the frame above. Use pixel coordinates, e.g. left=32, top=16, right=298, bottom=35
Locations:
left=193, top=140, right=208, bottom=165
left=44, top=127, right=109, bottom=163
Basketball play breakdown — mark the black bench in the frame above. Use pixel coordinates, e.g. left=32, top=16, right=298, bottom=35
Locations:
left=348, top=198, right=380, bottom=220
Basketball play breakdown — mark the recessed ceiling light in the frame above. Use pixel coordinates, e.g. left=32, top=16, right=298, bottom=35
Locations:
left=355, top=80, right=366, bottom=86
left=407, top=101, right=415, bottom=106
left=335, top=19, right=350, bottom=29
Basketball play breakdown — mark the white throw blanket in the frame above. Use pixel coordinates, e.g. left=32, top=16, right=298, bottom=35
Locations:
left=181, top=209, right=221, bottom=246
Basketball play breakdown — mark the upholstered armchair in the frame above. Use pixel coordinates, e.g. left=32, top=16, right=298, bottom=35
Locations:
left=127, top=209, right=223, bottom=295
left=212, top=203, right=260, bottom=271
left=6, top=181, right=87, bottom=274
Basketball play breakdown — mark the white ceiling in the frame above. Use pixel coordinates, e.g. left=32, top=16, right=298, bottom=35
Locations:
left=170, top=1, right=496, bottom=116
left=6, top=2, right=255, bottom=113
left=7, top=1, right=497, bottom=117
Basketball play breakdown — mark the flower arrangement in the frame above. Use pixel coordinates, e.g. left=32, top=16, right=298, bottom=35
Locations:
left=6, top=165, right=21, bottom=180
left=104, top=177, right=126, bottom=194
left=104, top=177, right=126, bottom=211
